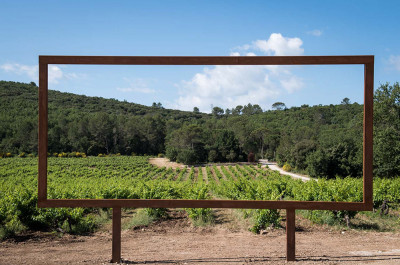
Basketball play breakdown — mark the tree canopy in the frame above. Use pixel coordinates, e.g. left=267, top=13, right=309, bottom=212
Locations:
left=1, top=80, right=399, bottom=178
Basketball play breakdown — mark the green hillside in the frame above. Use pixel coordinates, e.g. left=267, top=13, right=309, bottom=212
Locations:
left=1, top=80, right=399, bottom=178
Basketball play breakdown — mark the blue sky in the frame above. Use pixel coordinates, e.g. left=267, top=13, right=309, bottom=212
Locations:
left=1, top=0, right=400, bottom=112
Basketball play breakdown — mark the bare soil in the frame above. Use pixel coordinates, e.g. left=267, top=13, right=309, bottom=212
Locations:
left=260, top=160, right=312, bottom=182
left=149, top=158, right=186, bottom=170
left=1, top=210, right=400, bottom=265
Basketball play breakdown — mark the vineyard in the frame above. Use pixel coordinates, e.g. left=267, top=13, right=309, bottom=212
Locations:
left=1, top=156, right=400, bottom=240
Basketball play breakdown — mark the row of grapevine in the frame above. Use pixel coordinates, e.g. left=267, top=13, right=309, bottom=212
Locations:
left=1, top=157, right=400, bottom=238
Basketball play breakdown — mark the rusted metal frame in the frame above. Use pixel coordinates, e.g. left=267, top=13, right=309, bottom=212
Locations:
left=39, top=55, right=373, bottom=65
left=111, top=208, right=121, bottom=263
left=363, top=62, right=374, bottom=209
left=286, top=209, right=296, bottom=261
left=38, top=55, right=374, bottom=263
left=38, top=62, right=48, bottom=203
left=38, top=199, right=370, bottom=210
left=37, top=55, right=374, bottom=212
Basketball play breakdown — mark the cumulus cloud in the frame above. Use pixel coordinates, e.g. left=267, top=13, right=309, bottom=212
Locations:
left=174, top=64, right=280, bottom=112
left=388, top=55, right=400, bottom=71
left=172, top=33, right=304, bottom=112
left=117, top=78, right=155, bottom=94
left=280, top=76, right=304, bottom=93
left=0, top=63, right=82, bottom=84
left=307, top=29, right=323, bottom=36
left=0, top=63, right=38, bottom=80
left=253, top=33, right=304, bottom=56
left=48, top=65, right=63, bottom=84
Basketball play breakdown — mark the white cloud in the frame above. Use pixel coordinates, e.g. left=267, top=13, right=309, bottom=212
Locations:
left=172, top=33, right=305, bottom=112
left=0, top=63, right=82, bottom=84
left=117, top=78, right=155, bottom=94
left=280, top=76, right=304, bottom=93
left=173, top=64, right=280, bottom=112
left=48, top=65, right=63, bottom=84
left=253, top=33, right=304, bottom=56
left=0, top=63, right=38, bottom=80
left=307, top=29, right=323, bottom=37
left=388, top=55, right=400, bottom=71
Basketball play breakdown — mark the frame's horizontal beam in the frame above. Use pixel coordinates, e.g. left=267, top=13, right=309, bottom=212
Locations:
left=38, top=54, right=374, bottom=212
left=38, top=199, right=373, bottom=211
left=39, top=55, right=374, bottom=65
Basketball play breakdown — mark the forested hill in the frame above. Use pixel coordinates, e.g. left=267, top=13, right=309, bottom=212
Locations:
left=1, top=80, right=399, bottom=178
left=0, top=80, right=206, bottom=118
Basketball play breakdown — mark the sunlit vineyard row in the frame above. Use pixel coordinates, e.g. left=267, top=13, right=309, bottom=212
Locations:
left=1, top=156, right=400, bottom=239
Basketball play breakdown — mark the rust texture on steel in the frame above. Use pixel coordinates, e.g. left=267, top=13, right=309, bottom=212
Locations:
left=112, top=208, right=121, bottom=263
left=38, top=62, right=48, bottom=203
left=38, top=55, right=374, bottom=211
left=286, top=209, right=296, bottom=261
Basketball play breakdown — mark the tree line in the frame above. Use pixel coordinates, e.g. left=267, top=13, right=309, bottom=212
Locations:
left=1, top=80, right=399, bottom=178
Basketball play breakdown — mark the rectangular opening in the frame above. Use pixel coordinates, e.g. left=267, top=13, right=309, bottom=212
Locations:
left=38, top=55, right=374, bottom=211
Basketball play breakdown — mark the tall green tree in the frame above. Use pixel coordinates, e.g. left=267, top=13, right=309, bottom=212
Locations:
left=374, top=82, right=400, bottom=177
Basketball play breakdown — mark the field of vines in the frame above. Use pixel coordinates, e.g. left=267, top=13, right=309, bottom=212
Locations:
left=1, top=156, right=400, bottom=239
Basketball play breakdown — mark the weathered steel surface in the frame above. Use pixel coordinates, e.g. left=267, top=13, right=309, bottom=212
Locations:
left=39, top=55, right=373, bottom=65
left=38, top=199, right=371, bottom=211
left=37, top=55, right=374, bottom=211
left=112, top=208, right=121, bottom=263
left=38, top=55, right=374, bottom=262
left=286, top=209, right=296, bottom=261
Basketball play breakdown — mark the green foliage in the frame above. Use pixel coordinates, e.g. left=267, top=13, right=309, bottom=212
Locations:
left=166, top=124, right=206, bottom=164
left=212, top=106, right=224, bottom=116
left=374, top=83, right=400, bottom=177
left=185, top=185, right=214, bottom=225
left=208, top=150, right=218, bottom=162
left=272, top=102, right=286, bottom=110
left=2, top=80, right=400, bottom=236
left=282, top=163, right=292, bottom=172
left=2, top=81, right=400, bottom=178
left=127, top=209, right=155, bottom=228
left=0, top=81, right=196, bottom=156
left=306, top=139, right=361, bottom=178
left=242, top=103, right=263, bottom=115
left=1, top=157, right=400, bottom=238
left=176, top=149, right=197, bottom=165
left=165, top=146, right=178, bottom=161
left=250, top=209, right=281, bottom=233
left=208, top=129, right=241, bottom=162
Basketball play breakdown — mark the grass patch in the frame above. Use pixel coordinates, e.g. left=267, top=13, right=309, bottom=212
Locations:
left=186, top=208, right=215, bottom=227
left=353, top=210, right=400, bottom=231
left=124, top=209, right=155, bottom=229
left=0, top=218, right=26, bottom=240
left=297, top=207, right=400, bottom=232
left=93, top=209, right=111, bottom=226
left=60, top=215, right=96, bottom=235
left=298, top=210, right=340, bottom=226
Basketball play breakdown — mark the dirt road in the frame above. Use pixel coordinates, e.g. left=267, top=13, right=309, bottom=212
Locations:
left=1, top=226, right=400, bottom=265
left=259, top=160, right=313, bottom=182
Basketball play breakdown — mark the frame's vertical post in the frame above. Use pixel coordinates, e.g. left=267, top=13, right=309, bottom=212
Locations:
left=112, top=207, right=122, bottom=263
left=363, top=61, right=374, bottom=209
left=38, top=60, right=48, bottom=205
left=286, top=209, right=296, bottom=261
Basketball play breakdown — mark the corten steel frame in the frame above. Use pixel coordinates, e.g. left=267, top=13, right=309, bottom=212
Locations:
left=38, top=55, right=374, bottom=262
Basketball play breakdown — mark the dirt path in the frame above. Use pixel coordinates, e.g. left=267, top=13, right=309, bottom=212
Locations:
left=149, top=157, right=185, bottom=170
left=259, top=160, right=313, bottom=182
left=2, top=226, right=400, bottom=264
left=202, top=167, right=209, bottom=184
